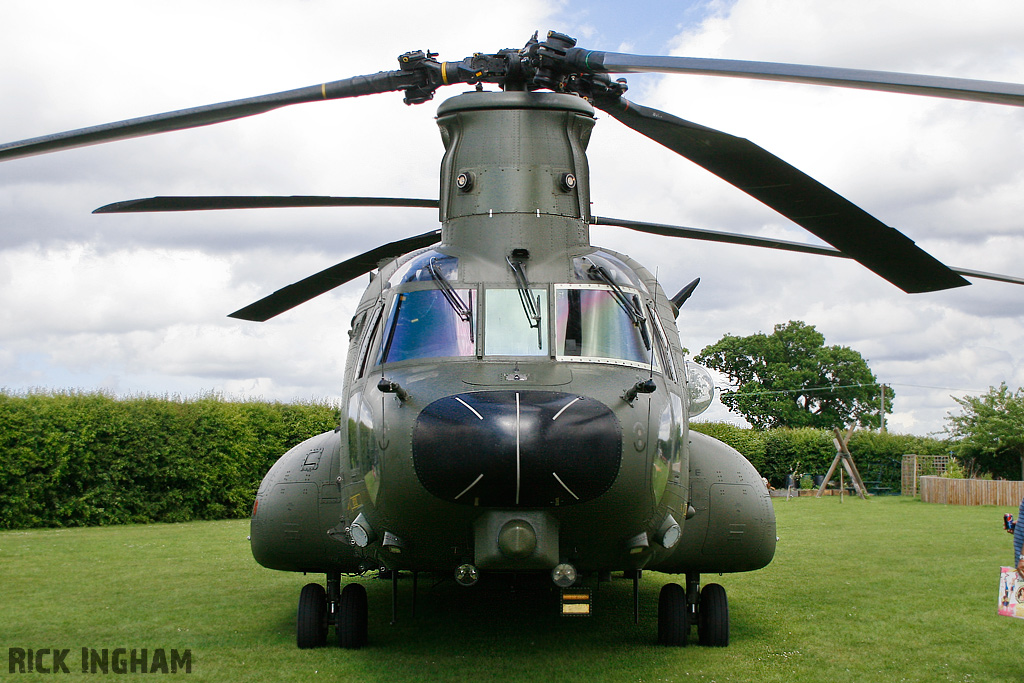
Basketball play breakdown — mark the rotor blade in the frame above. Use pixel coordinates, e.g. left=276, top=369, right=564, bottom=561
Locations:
left=0, top=70, right=418, bottom=162
left=95, top=196, right=439, bottom=213
left=593, top=97, right=969, bottom=293
left=592, top=215, right=843, bottom=255
left=570, top=50, right=1024, bottom=107
left=950, top=267, right=1024, bottom=287
left=593, top=215, right=1024, bottom=286
left=229, top=229, right=441, bottom=322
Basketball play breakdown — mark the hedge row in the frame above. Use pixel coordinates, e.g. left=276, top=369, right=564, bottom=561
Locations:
left=0, top=391, right=338, bottom=529
left=690, top=421, right=949, bottom=490
left=0, top=391, right=951, bottom=529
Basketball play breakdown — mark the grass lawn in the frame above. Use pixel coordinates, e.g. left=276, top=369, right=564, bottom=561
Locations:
left=1, top=496, right=1020, bottom=682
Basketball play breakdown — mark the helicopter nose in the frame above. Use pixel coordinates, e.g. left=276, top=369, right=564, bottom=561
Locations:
left=413, top=391, right=621, bottom=507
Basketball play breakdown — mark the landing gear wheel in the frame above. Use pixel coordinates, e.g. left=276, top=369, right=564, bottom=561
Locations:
left=337, top=583, right=368, bottom=649
left=657, top=583, right=689, bottom=646
left=296, top=583, right=328, bottom=648
left=697, top=583, right=729, bottom=647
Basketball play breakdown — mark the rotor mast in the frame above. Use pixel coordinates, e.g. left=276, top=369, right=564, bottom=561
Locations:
left=435, top=91, right=596, bottom=270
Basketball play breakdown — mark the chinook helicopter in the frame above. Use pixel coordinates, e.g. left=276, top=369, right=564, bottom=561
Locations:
left=3, top=31, right=1024, bottom=650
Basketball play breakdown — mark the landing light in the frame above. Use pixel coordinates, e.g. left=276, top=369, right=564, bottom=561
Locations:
left=455, top=563, right=479, bottom=587
left=349, top=512, right=376, bottom=548
left=656, top=514, right=682, bottom=549
left=661, top=524, right=681, bottom=549
left=551, top=563, right=577, bottom=588
left=684, top=362, right=715, bottom=416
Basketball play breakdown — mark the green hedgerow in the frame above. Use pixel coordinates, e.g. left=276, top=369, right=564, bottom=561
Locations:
left=690, top=421, right=949, bottom=490
left=0, top=390, right=338, bottom=529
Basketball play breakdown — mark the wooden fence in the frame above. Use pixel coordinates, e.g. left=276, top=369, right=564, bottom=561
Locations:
left=901, top=454, right=951, bottom=496
left=919, top=476, right=1024, bottom=506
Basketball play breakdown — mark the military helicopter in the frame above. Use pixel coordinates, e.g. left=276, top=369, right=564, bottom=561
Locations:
left=3, top=31, right=1024, bottom=651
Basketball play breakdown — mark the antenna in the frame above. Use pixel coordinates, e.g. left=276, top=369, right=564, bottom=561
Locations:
left=378, top=267, right=387, bottom=383
left=648, top=267, right=660, bottom=380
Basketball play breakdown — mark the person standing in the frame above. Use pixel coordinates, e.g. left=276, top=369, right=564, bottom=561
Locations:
left=1016, top=496, right=1024, bottom=576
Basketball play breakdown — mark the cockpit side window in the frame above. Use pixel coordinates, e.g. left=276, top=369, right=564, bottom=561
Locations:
left=355, top=305, right=383, bottom=379
left=648, top=303, right=676, bottom=381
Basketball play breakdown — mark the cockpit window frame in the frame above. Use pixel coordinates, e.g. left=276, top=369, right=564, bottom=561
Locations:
left=554, top=283, right=662, bottom=372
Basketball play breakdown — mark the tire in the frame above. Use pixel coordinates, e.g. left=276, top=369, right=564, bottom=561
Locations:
left=296, top=583, right=328, bottom=649
left=657, top=582, right=689, bottom=646
left=697, top=583, right=729, bottom=647
left=337, top=583, right=369, bottom=649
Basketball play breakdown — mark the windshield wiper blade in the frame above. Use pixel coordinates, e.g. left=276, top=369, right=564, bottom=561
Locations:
left=586, top=262, right=651, bottom=351
left=507, top=253, right=543, bottom=350
left=428, top=257, right=474, bottom=342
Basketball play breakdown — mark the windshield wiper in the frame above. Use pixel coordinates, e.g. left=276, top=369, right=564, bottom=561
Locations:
left=585, top=262, right=651, bottom=351
left=507, top=251, right=543, bottom=350
left=427, top=257, right=474, bottom=343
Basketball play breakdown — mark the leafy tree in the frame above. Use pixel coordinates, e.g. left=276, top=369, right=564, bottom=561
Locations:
left=945, top=383, right=1024, bottom=480
left=695, top=320, right=890, bottom=430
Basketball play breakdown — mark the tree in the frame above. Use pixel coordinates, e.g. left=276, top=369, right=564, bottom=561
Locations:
left=695, top=320, right=891, bottom=430
left=945, top=383, right=1024, bottom=481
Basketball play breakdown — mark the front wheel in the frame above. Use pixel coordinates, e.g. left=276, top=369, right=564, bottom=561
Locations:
left=296, top=583, right=328, bottom=649
left=697, top=583, right=729, bottom=647
left=657, top=583, right=689, bottom=646
left=337, top=583, right=368, bottom=649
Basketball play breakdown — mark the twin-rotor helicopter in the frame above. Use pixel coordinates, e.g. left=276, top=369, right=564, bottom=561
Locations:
left=3, top=30, right=1024, bottom=650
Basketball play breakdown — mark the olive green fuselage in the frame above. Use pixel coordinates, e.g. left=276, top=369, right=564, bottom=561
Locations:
left=250, top=91, right=775, bottom=581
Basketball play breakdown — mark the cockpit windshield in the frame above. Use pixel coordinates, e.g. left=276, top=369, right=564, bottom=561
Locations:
left=555, top=285, right=658, bottom=369
left=573, top=252, right=649, bottom=293
left=371, top=265, right=663, bottom=370
left=389, top=250, right=457, bottom=286
left=377, top=288, right=475, bottom=364
left=484, top=289, right=548, bottom=356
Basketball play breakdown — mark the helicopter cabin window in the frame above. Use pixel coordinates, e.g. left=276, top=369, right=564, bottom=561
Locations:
left=555, top=285, right=660, bottom=370
left=355, top=305, right=383, bottom=379
left=484, top=288, right=548, bottom=356
left=346, top=393, right=381, bottom=503
left=648, top=303, right=676, bottom=381
left=377, top=288, right=475, bottom=364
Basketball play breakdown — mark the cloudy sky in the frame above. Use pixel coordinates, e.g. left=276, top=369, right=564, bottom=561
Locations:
left=1, top=0, right=1022, bottom=436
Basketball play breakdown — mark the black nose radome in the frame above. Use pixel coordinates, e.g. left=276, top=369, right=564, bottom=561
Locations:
left=413, top=391, right=621, bottom=507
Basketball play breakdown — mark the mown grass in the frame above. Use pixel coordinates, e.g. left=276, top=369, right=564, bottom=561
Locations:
left=1, top=496, right=1019, bottom=682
